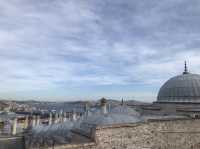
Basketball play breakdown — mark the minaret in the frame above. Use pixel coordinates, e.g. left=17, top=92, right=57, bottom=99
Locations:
left=183, top=61, right=189, bottom=74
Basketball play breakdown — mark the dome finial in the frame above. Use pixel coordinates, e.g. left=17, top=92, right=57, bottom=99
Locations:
left=183, top=61, right=189, bottom=74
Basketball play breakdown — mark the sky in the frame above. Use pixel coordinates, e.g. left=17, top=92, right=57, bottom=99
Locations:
left=1, top=0, right=200, bottom=101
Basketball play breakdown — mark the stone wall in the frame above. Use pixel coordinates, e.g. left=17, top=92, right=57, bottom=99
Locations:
left=34, top=118, right=200, bottom=149
left=94, top=118, right=200, bottom=149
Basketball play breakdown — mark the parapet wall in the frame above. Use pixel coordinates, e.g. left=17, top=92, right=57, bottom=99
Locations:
left=94, top=118, right=200, bottom=149
left=33, top=118, right=200, bottom=149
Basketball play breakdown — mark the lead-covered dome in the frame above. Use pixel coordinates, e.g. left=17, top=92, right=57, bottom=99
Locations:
left=157, top=62, right=200, bottom=103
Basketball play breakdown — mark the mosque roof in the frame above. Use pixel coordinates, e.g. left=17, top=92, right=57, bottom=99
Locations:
left=157, top=62, right=200, bottom=103
left=28, top=120, right=74, bottom=146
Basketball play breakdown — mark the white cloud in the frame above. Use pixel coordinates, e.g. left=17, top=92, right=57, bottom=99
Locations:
left=0, top=0, right=200, bottom=100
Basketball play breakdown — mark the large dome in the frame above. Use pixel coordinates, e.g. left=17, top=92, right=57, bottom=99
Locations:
left=157, top=63, right=200, bottom=103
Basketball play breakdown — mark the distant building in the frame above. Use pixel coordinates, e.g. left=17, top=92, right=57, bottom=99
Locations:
left=0, top=101, right=10, bottom=112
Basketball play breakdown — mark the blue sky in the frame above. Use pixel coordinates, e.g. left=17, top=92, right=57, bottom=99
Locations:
left=1, top=0, right=200, bottom=101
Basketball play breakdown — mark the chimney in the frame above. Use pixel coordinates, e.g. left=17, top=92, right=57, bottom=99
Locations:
left=59, top=110, right=63, bottom=122
left=121, top=98, right=124, bottom=106
left=84, top=102, right=89, bottom=117
left=60, top=113, right=63, bottom=122
left=72, top=110, right=77, bottom=121
left=12, top=118, right=17, bottom=135
left=108, top=104, right=111, bottom=113
left=32, top=116, right=36, bottom=127
left=59, top=109, right=63, bottom=122
left=100, top=98, right=107, bottom=114
left=63, top=112, right=67, bottom=122
left=24, top=115, right=29, bottom=129
left=49, top=113, right=52, bottom=125
left=36, top=115, right=40, bottom=126
left=54, top=113, right=58, bottom=123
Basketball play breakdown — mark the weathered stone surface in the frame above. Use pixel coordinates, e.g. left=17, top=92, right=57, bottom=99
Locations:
left=27, top=118, right=200, bottom=149
left=94, top=119, right=200, bottom=149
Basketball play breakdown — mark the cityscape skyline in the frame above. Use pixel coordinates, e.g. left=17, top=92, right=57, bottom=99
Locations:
left=1, top=0, right=200, bottom=101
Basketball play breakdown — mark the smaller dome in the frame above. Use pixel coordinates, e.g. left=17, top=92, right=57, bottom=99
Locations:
left=77, top=102, right=142, bottom=135
left=78, top=112, right=141, bottom=135
left=81, top=113, right=141, bottom=126
left=80, top=105, right=141, bottom=127
left=29, top=120, right=74, bottom=146
left=110, top=105, right=140, bottom=117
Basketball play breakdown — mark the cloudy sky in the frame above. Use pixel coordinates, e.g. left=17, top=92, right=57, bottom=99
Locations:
left=0, top=0, right=200, bottom=101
